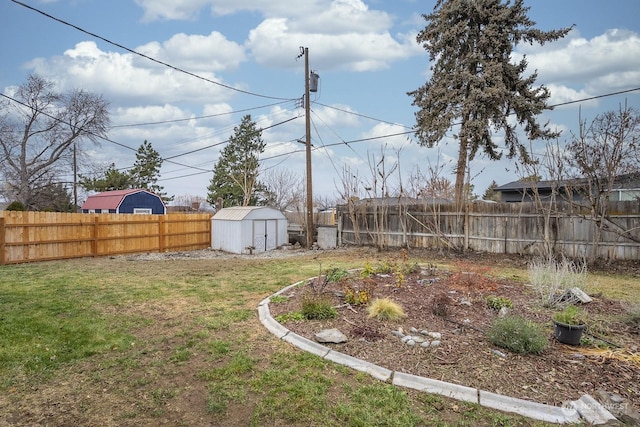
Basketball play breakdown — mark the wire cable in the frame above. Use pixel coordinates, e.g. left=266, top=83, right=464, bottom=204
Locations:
left=112, top=100, right=295, bottom=128
left=10, top=0, right=297, bottom=101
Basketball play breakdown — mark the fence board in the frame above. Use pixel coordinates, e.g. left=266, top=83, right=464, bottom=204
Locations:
left=0, top=211, right=212, bottom=264
left=337, top=201, right=640, bottom=260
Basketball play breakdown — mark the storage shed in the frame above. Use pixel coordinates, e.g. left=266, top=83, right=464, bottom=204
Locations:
left=81, top=189, right=166, bottom=214
left=211, top=206, right=288, bottom=254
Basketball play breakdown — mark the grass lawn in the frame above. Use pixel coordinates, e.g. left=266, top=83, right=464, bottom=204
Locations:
left=3, top=248, right=630, bottom=426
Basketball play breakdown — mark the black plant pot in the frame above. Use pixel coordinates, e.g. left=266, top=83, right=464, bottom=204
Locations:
left=553, top=320, right=586, bottom=346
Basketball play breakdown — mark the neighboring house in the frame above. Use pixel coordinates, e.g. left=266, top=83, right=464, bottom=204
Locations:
left=81, top=189, right=166, bottom=214
left=211, top=206, right=288, bottom=254
left=496, top=174, right=640, bottom=203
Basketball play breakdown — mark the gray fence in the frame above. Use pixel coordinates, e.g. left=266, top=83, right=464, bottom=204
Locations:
left=336, top=201, right=640, bottom=260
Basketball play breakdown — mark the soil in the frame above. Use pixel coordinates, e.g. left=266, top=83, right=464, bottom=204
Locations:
left=268, top=252, right=640, bottom=411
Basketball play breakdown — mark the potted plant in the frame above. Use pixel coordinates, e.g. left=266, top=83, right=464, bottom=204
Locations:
left=552, top=305, right=586, bottom=345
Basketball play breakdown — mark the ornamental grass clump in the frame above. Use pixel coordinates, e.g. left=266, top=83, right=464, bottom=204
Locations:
left=366, top=298, right=406, bottom=321
left=487, top=315, right=548, bottom=354
left=528, top=255, right=588, bottom=308
left=301, top=294, right=337, bottom=320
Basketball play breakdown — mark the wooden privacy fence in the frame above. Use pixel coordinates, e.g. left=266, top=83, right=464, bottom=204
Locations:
left=0, top=211, right=212, bottom=265
left=337, top=201, right=640, bottom=260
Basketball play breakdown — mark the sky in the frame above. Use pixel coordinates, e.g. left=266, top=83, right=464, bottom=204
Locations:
left=1, top=0, right=640, bottom=206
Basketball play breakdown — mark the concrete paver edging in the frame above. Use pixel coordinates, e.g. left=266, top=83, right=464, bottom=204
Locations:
left=259, top=282, right=617, bottom=425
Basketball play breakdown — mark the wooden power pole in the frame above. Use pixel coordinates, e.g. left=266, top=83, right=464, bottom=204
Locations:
left=303, top=47, right=314, bottom=249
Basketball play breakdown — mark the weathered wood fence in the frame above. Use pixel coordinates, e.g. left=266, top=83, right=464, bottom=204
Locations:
left=0, top=211, right=212, bottom=265
left=337, top=201, right=640, bottom=260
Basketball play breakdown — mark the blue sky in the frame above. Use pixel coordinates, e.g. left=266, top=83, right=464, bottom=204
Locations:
left=2, top=0, right=640, bottom=205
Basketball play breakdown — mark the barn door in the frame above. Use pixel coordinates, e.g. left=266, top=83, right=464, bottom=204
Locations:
left=253, top=220, right=277, bottom=252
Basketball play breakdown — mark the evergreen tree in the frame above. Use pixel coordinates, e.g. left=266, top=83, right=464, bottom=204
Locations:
left=130, top=140, right=169, bottom=199
left=207, top=115, right=266, bottom=207
left=79, top=163, right=134, bottom=192
left=408, top=0, right=572, bottom=204
left=482, top=180, right=502, bottom=202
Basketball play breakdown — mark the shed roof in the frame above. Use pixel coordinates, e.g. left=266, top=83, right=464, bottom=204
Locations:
left=81, top=189, right=158, bottom=210
left=213, top=206, right=285, bottom=221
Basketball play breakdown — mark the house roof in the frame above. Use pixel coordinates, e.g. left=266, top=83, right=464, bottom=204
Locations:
left=495, top=180, right=559, bottom=192
left=213, top=206, right=285, bottom=221
left=81, top=189, right=158, bottom=210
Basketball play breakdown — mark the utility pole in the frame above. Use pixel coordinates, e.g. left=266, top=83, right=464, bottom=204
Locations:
left=303, top=47, right=314, bottom=249
left=73, top=142, right=78, bottom=212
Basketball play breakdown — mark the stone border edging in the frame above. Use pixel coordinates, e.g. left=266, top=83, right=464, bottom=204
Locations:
left=258, top=279, right=619, bottom=425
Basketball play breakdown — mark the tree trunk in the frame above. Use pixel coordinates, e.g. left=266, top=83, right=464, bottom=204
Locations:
left=454, top=137, right=468, bottom=206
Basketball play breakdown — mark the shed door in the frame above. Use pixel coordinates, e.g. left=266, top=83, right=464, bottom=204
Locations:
left=253, top=219, right=277, bottom=252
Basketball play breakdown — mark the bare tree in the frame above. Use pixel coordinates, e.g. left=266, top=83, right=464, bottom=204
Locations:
left=408, top=157, right=460, bottom=251
left=335, top=165, right=363, bottom=245
left=563, top=104, right=640, bottom=257
left=0, top=74, right=110, bottom=209
left=262, top=168, right=304, bottom=211
left=363, top=147, right=399, bottom=250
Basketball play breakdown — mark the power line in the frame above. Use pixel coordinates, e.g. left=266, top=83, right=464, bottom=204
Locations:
left=163, top=115, right=300, bottom=160
left=314, top=102, right=414, bottom=129
left=547, top=87, right=640, bottom=109
left=10, top=0, right=297, bottom=101
left=112, top=100, right=295, bottom=128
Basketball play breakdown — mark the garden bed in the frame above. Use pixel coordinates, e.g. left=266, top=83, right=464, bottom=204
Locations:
left=268, top=256, right=640, bottom=411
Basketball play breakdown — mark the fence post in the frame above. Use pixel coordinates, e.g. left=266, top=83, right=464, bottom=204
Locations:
left=158, top=215, right=165, bottom=253
left=0, top=217, right=5, bottom=265
left=92, top=216, right=99, bottom=257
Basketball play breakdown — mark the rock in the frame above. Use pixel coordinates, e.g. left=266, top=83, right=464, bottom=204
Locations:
left=597, top=389, right=640, bottom=426
left=420, top=330, right=429, bottom=336
left=391, top=330, right=405, bottom=338
left=401, top=335, right=412, bottom=343
left=420, top=341, right=431, bottom=348
left=410, top=327, right=419, bottom=334
left=498, top=307, right=510, bottom=318
left=412, top=336, right=425, bottom=344
left=562, top=287, right=593, bottom=304
left=315, top=328, right=347, bottom=344
left=492, top=349, right=507, bottom=358
left=459, top=298, right=472, bottom=306
left=430, top=340, right=441, bottom=348
left=570, top=394, right=620, bottom=426
left=427, top=332, right=442, bottom=340
left=406, top=339, right=416, bottom=346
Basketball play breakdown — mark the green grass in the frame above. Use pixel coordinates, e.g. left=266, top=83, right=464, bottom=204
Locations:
left=0, top=253, right=567, bottom=426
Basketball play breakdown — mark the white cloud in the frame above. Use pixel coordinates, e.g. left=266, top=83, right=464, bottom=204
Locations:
left=134, top=0, right=419, bottom=72
left=518, top=29, right=640, bottom=95
left=361, top=122, right=411, bottom=149
left=135, top=0, right=211, bottom=22
left=136, top=32, right=246, bottom=72
left=26, top=41, right=237, bottom=105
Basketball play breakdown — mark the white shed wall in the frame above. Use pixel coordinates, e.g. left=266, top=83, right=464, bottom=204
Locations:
left=211, top=207, right=288, bottom=254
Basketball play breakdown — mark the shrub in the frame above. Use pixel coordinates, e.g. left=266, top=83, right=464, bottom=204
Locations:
left=487, top=316, right=547, bottom=354
left=301, top=295, right=337, bottom=320
left=325, top=267, right=349, bottom=283
left=6, top=201, right=25, bottom=211
left=528, top=255, right=587, bottom=308
left=448, top=262, right=496, bottom=291
left=431, top=292, right=452, bottom=317
left=344, top=287, right=371, bottom=306
left=485, top=295, right=513, bottom=311
left=360, top=261, right=375, bottom=278
left=367, top=298, right=406, bottom=321
left=553, top=305, right=585, bottom=326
